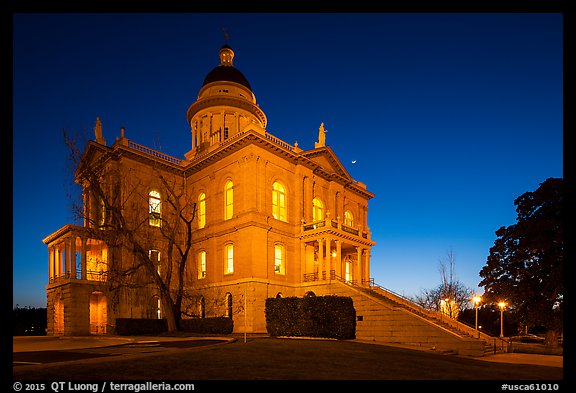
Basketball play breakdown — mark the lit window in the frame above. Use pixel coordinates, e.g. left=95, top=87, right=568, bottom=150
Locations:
left=198, top=251, right=206, bottom=279
left=345, top=258, right=352, bottom=283
left=149, top=190, right=161, bottom=227
left=344, top=210, right=354, bottom=227
left=312, top=197, right=324, bottom=222
left=274, top=244, right=285, bottom=274
left=198, top=193, right=206, bottom=229
left=224, top=127, right=229, bottom=140
left=224, top=181, right=233, bottom=220
left=272, top=181, right=287, bottom=222
left=199, top=296, right=205, bottom=318
left=98, top=197, right=106, bottom=228
left=225, top=293, right=233, bottom=317
left=225, top=244, right=234, bottom=274
left=149, top=249, right=161, bottom=275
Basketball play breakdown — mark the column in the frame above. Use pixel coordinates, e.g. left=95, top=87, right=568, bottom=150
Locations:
left=303, top=176, right=311, bottom=222
left=70, top=236, right=77, bottom=280
left=54, top=244, right=60, bottom=279
left=356, top=247, right=363, bottom=285
left=191, top=126, right=196, bottom=149
left=300, top=242, right=307, bottom=279
left=335, top=240, right=342, bottom=279
left=209, top=112, right=213, bottom=144
left=325, top=237, right=331, bottom=280
left=222, top=112, right=226, bottom=142
left=81, top=237, right=87, bottom=280
left=364, top=249, right=371, bottom=286
left=48, top=246, right=54, bottom=283
left=64, top=240, right=70, bottom=279
left=317, top=239, right=324, bottom=280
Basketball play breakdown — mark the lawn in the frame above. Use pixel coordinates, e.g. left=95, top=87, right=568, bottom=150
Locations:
left=12, top=337, right=563, bottom=382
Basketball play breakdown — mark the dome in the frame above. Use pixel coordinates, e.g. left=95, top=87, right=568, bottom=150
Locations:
left=201, top=45, right=252, bottom=90
left=202, top=65, right=252, bottom=90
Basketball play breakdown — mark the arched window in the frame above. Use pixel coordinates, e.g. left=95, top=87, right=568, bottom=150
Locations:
left=53, top=298, right=64, bottom=335
left=344, top=210, right=354, bottom=227
left=199, top=296, right=205, bottom=319
left=149, top=190, right=161, bottom=227
left=198, top=250, right=206, bottom=279
left=98, top=197, right=106, bottom=228
left=224, top=180, right=233, bottom=220
left=150, top=296, right=162, bottom=319
left=225, top=243, right=234, bottom=274
left=275, top=292, right=283, bottom=299
left=198, top=193, right=206, bottom=229
left=272, top=181, right=287, bottom=222
left=312, top=197, right=324, bottom=222
left=274, top=244, right=285, bottom=274
left=225, top=293, right=233, bottom=317
left=149, top=249, right=161, bottom=275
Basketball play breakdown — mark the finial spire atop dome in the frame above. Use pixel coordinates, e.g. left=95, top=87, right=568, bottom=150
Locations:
left=219, top=44, right=234, bottom=67
left=219, top=27, right=234, bottom=67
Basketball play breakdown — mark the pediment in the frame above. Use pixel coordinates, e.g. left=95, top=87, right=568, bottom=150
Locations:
left=301, top=147, right=352, bottom=181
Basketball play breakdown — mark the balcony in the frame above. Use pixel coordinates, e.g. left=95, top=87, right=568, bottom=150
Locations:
left=48, top=270, right=108, bottom=284
left=301, top=216, right=371, bottom=242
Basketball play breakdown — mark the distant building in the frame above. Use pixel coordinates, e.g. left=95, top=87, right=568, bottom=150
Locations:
left=43, top=45, right=375, bottom=335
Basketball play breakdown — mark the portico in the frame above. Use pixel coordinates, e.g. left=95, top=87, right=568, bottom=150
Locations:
left=300, top=212, right=374, bottom=286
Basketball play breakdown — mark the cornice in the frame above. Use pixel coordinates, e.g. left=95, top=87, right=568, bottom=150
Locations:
left=183, top=131, right=375, bottom=200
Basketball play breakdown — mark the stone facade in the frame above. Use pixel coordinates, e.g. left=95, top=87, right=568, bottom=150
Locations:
left=43, top=45, right=376, bottom=335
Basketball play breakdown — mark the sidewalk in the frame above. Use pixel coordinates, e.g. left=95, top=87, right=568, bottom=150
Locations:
left=13, top=335, right=223, bottom=353
left=476, top=352, right=563, bottom=368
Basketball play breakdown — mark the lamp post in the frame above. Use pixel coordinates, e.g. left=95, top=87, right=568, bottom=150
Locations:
left=472, top=295, right=482, bottom=338
left=498, top=301, right=506, bottom=338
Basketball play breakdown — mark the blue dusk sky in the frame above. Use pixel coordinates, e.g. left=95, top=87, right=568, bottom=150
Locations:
left=12, top=12, right=564, bottom=308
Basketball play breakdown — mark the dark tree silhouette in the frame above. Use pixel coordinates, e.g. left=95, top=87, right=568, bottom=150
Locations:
left=479, top=178, right=563, bottom=347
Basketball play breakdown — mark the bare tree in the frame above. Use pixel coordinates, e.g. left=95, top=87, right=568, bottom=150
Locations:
left=411, top=247, right=474, bottom=318
left=63, top=128, right=196, bottom=333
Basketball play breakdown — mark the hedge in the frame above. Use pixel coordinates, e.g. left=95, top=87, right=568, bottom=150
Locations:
left=265, top=295, right=356, bottom=340
left=116, top=316, right=233, bottom=335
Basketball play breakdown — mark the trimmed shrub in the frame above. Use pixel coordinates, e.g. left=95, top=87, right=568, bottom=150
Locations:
left=265, top=295, right=356, bottom=340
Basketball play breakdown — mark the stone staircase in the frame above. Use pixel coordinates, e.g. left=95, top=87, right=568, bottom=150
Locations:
left=307, top=279, right=507, bottom=357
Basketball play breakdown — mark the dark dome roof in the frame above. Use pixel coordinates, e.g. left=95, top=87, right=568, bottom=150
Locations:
left=202, top=65, right=252, bottom=90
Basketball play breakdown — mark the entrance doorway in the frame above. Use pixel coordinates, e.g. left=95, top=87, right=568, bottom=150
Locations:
left=90, top=291, right=107, bottom=334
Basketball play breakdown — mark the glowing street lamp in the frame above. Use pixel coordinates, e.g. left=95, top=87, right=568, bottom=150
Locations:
left=498, top=301, right=507, bottom=338
left=472, top=295, right=482, bottom=338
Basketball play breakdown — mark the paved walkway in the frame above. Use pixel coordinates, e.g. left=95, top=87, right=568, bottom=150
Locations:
left=13, top=335, right=563, bottom=368
left=13, top=335, right=232, bottom=352
left=475, top=352, right=563, bottom=368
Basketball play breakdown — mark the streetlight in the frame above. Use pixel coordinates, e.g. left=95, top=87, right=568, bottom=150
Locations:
left=472, top=295, right=482, bottom=338
left=498, top=301, right=506, bottom=338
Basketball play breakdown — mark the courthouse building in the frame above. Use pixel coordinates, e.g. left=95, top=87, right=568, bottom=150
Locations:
left=43, top=44, right=376, bottom=335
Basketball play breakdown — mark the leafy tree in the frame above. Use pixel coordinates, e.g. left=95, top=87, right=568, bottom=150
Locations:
left=479, top=178, right=563, bottom=346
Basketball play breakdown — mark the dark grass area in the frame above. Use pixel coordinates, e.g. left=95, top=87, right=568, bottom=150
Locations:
left=12, top=337, right=563, bottom=381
